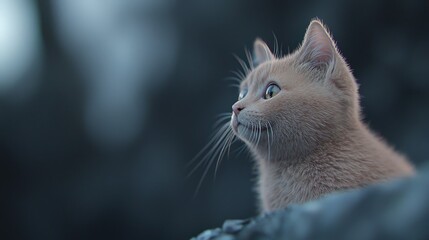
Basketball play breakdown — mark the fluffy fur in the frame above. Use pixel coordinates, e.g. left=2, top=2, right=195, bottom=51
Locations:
left=230, top=19, right=414, bottom=212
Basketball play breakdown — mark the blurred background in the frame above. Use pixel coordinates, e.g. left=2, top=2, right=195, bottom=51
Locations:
left=1, top=0, right=428, bottom=239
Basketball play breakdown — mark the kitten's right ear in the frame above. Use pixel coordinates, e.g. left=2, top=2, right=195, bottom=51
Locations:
left=296, top=20, right=337, bottom=73
left=253, top=38, right=275, bottom=66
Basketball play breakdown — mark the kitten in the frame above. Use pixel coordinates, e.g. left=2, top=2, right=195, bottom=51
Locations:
left=230, top=19, right=415, bottom=212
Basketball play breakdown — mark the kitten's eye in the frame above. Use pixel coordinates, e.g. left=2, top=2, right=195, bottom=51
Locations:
left=238, top=89, right=248, bottom=100
left=264, top=84, right=281, bottom=99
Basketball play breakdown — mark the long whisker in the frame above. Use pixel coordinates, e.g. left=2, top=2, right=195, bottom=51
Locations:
left=268, top=121, right=274, bottom=147
left=256, top=121, right=262, bottom=147
left=214, top=130, right=235, bottom=179
left=233, top=54, right=251, bottom=77
left=199, top=125, right=231, bottom=170
left=253, top=122, right=258, bottom=145
left=272, top=32, right=279, bottom=58
left=244, top=48, right=255, bottom=70
left=268, top=121, right=274, bottom=161
left=225, top=74, right=241, bottom=84
left=232, top=143, right=247, bottom=156
left=216, top=112, right=232, bottom=117
left=266, top=122, right=270, bottom=161
left=226, top=134, right=237, bottom=159
left=255, top=121, right=260, bottom=146
left=213, top=115, right=232, bottom=130
left=187, top=123, right=230, bottom=174
left=192, top=123, right=232, bottom=196
left=228, top=83, right=241, bottom=89
left=230, top=70, right=246, bottom=82
left=249, top=123, right=256, bottom=145
left=230, top=70, right=246, bottom=81
left=252, top=122, right=257, bottom=146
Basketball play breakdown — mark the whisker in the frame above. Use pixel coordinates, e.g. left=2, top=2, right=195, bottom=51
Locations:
left=187, top=123, right=230, bottom=174
left=244, top=48, right=255, bottom=70
left=249, top=123, right=256, bottom=145
left=268, top=121, right=274, bottom=147
left=225, top=74, right=243, bottom=85
left=268, top=121, right=274, bottom=161
left=214, top=130, right=235, bottom=179
left=254, top=122, right=259, bottom=146
left=272, top=32, right=279, bottom=58
left=193, top=124, right=232, bottom=196
left=266, top=122, right=271, bottom=161
left=226, top=134, right=237, bottom=159
left=253, top=122, right=257, bottom=146
left=228, top=83, right=241, bottom=89
left=232, top=143, right=247, bottom=156
left=253, top=123, right=258, bottom=145
left=212, top=115, right=231, bottom=130
left=230, top=70, right=246, bottom=82
left=256, top=121, right=262, bottom=146
left=233, top=54, right=251, bottom=77
left=216, top=112, right=232, bottom=117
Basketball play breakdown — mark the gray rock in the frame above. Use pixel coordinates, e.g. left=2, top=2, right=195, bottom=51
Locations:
left=192, top=167, right=429, bottom=240
left=222, top=219, right=251, bottom=234
left=192, top=228, right=222, bottom=240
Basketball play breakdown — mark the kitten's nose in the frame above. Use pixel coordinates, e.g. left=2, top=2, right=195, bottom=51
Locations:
left=232, top=104, right=244, bottom=116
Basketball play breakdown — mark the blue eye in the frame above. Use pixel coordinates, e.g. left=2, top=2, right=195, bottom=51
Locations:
left=264, top=84, right=280, bottom=99
left=238, top=89, right=248, bottom=100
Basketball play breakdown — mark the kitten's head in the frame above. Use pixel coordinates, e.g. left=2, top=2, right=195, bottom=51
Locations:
left=231, top=20, right=360, bottom=159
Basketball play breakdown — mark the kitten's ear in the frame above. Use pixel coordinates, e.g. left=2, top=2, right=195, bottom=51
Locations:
left=253, top=38, right=275, bottom=66
left=296, top=20, right=337, bottom=73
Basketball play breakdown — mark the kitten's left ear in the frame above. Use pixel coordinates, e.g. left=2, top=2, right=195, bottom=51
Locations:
left=296, top=20, right=338, bottom=73
left=253, top=38, right=275, bottom=66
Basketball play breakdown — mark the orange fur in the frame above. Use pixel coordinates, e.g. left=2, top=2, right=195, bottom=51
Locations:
left=230, top=19, right=414, bottom=212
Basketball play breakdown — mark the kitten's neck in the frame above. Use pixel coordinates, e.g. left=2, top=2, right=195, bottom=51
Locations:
left=253, top=118, right=361, bottom=163
left=254, top=126, right=358, bottom=210
left=254, top=122, right=413, bottom=211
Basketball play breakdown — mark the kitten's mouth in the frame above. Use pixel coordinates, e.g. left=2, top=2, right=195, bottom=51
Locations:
left=231, top=117, right=267, bottom=133
left=240, top=123, right=267, bottom=131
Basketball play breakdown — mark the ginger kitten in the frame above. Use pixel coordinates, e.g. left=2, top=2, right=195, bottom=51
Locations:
left=230, top=20, right=414, bottom=212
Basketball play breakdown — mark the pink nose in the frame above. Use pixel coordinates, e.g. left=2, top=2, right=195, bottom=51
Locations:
left=232, top=104, right=244, bottom=116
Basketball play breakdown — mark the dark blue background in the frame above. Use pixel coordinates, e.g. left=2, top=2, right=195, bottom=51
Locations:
left=1, top=0, right=428, bottom=239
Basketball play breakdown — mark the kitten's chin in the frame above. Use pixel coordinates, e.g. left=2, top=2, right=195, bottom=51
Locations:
left=231, top=118, right=268, bottom=145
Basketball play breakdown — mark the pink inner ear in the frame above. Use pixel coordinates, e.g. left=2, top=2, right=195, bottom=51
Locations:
left=302, top=23, right=334, bottom=67
left=253, top=39, right=274, bottom=65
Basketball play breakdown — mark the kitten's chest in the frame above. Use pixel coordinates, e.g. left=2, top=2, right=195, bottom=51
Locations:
left=258, top=163, right=329, bottom=211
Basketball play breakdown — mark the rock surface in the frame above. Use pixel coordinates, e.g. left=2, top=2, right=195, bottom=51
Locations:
left=192, top=167, right=429, bottom=240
